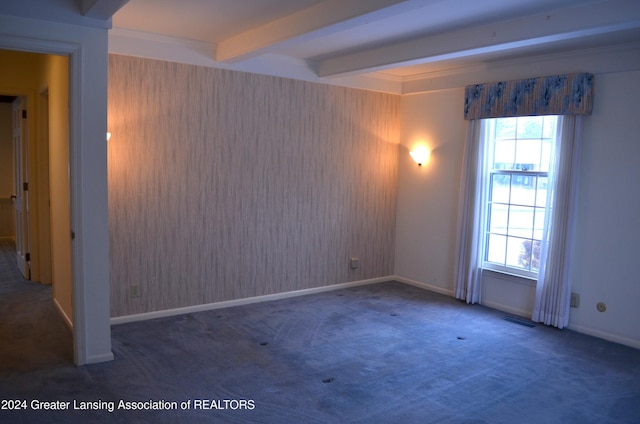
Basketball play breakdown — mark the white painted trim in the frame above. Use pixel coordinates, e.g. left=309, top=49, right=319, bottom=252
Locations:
left=216, top=0, right=409, bottom=63
left=316, top=0, right=640, bottom=78
left=81, top=0, right=127, bottom=20
left=401, top=41, right=640, bottom=84
left=567, top=323, right=640, bottom=350
left=111, top=276, right=392, bottom=325
left=401, top=41, right=640, bottom=94
left=108, top=28, right=402, bottom=94
left=86, top=352, right=115, bottom=363
left=53, top=297, right=73, bottom=329
left=107, top=27, right=640, bottom=96
left=391, top=275, right=453, bottom=297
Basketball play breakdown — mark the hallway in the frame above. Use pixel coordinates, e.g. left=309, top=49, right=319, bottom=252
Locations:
left=0, top=239, right=72, bottom=377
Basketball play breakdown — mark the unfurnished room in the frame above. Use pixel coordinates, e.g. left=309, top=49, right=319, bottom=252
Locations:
left=1, top=1, right=640, bottom=423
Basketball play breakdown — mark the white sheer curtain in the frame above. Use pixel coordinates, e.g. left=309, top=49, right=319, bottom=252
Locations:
left=532, top=115, right=583, bottom=328
left=453, top=120, right=490, bottom=304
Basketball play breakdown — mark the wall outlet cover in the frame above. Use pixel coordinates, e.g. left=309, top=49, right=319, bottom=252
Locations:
left=350, top=257, right=360, bottom=269
left=130, top=284, right=140, bottom=298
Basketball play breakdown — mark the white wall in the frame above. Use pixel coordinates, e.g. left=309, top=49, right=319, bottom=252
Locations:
left=395, top=88, right=465, bottom=296
left=396, top=58, right=640, bottom=348
left=569, top=70, right=640, bottom=346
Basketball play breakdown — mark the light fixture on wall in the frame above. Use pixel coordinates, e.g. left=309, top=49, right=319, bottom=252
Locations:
left=106, top=132, right=111, bottom=141
left=410, top=147, right=430, bottom=166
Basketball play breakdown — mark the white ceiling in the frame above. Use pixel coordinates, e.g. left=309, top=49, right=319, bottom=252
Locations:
left=110, top=0, right=640, bottom=83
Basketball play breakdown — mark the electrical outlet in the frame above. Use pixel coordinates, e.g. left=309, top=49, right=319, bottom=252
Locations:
left=570, top=292, right=580, bottom=308
left=350, top=257, right=360, bottom=270
left=130, top=283, right=140, bottom=298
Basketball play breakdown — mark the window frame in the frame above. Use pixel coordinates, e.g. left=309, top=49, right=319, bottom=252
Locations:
left=481, top=116, right=558, bottom=280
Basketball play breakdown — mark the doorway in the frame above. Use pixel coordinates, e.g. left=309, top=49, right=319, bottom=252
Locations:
left=0, top=49, right=74, bottom=371
left=0, top=21, right=114, bottom=365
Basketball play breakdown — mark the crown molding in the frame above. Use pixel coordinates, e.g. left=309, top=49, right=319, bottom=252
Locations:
left=108, top=27, right=640, bottom=96
left=108, top=27, right=402, bottom=94
left=399, top=40, right=640, bottom=94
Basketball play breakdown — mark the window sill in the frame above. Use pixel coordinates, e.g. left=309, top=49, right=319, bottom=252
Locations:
left=482, top=268, right=537, bottom=287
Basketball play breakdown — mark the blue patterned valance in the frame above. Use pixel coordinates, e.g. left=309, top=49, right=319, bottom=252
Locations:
left=464, top=73, right=593, bottom=120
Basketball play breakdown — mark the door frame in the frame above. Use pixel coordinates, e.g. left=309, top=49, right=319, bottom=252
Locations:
left=0, top=18, right=113, bottom=365
left=12, top=96, right=30, bottom=279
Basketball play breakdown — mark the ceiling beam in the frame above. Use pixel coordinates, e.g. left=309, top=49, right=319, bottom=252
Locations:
left=215, top=0, right=414, bottom=63
left=81, top=0, right=130, bottom=20
left=315, top=0, right=640, bottom=77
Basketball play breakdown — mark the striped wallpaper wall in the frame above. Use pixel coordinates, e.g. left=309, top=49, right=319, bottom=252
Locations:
left=107, top=55, right=400, bottom=317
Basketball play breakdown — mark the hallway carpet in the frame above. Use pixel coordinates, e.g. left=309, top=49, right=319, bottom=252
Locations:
left=1, top=262, right=640, bottom=422
left=0, top=239, right=74, bottom=378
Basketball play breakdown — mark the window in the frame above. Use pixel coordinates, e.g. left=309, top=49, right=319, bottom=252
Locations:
left=483, top=116, right=558, bottom=279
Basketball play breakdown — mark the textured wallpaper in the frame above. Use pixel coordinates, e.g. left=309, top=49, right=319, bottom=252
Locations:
left=107, top=55, right=400, bottom=317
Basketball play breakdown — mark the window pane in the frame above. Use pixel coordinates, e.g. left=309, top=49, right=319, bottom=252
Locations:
left=487, top=234, right=506, bottom=265
left=508, top=205, right=534, bottom=238
left=490, top=174, right=510, bottom=203
left=540, top=141, right=552, bottom=172
left=506, top=237, right=526, bottom=269
left=517, top=239, right=542, bottom=272
left=515, top=239, right=540, bottom=271
left=511, top=177, right=536, bottom=206
left=515, top=138, right=541, bottom=169
left=489, top=203, right=509, bottom=234
left=495, top=117, right=517, bottom=139
left=533, top=208, right=545, bottom=239
left=516, top=116, right=543, bottom=139
left=530, top=240, right=541, bottom=272
left=494, top=139, right=515, bottom=166
left=536, top=177, right=548, bottom=207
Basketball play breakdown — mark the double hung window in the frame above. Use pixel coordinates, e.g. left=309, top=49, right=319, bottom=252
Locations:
left=483, top=116, right=558, bottom=279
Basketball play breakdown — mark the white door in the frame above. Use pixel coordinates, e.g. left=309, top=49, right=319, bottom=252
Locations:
left=12, top=96, right=30, bottom=279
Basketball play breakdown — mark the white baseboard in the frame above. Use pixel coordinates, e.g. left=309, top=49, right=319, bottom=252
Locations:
left=391, top=275, right=454, bottom=297
left=567, top=323, right=640, bottom=350
left=86, top=352, right=115, bottom=364
left=54, top=297, right=73, bottom=329
left=111, top=276, right=392, bottom=325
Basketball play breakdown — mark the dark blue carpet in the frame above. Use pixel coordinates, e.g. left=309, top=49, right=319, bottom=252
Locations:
left=0, top=239, right=73, bottom=377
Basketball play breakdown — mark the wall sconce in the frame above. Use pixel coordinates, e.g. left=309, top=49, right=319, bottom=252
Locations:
left=410, top=147, right=430, bottom=166
left=106, top=132, right=111, bottom=141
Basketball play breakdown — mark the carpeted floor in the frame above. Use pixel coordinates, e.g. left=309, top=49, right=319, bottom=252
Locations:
left=0, top=239, right=74, bottom=377
left=1, top=241, right=640, bottom=423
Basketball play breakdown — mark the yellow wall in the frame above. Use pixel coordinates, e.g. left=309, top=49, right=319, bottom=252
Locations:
left=0, top=50, right=41, bottom=280
left=42, top=54, right=72, bottom=323
left=0, top=49, right=71, bottom=323
left=0, top=103, right=14, bottom=238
